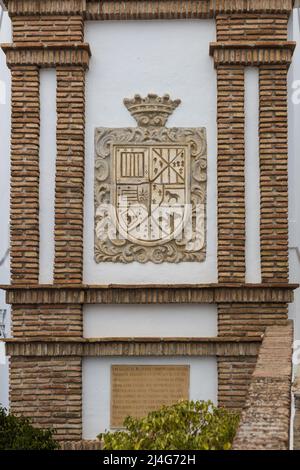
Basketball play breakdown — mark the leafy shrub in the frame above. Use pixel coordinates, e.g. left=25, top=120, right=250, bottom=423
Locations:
left=0, top=406, right=59, bottom=450
left=99, top=400, right=239, bottom=450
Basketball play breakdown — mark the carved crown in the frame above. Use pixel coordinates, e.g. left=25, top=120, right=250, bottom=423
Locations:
left=123, top=93, right=181, bottom=127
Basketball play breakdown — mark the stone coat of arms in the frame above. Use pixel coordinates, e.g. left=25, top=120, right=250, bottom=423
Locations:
left=94, top=94, right=207, bottom=263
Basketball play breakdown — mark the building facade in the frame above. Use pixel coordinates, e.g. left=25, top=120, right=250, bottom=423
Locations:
left=0, top=0, right=300, bottom=449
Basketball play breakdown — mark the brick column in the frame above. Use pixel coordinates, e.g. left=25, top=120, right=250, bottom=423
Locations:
left=10, top=66, right=40, bottom=284
left=217, top=66, right=245, bottom=284
left=217, top=356, right=257, bottom=410
left=54, top=66, right=86, bottom=284
left=211, top=8, right=294, bottom=411
left=8, top=62, right=84, bottom=440
left=259, top=65, right=289, bottom=283
left=2, top=2, right=89, bottom=441
left=10, top=357, right=82, bottom=441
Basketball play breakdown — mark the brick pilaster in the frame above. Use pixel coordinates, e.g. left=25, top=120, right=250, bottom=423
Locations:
left=10, top=66, right=40, bottom=284
left=217, top=66, right=245, bottom=283
left=259, top=65, right=289, bottom=283
left=54, top=66, right=85, bottom=284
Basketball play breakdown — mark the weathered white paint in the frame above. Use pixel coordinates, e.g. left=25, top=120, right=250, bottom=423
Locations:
left=245, top=68, right=261, bottom=284
left=39, top=69, right=56, bottom=284
left=82, top=356, right=217, bottom=438
left=0, top=10, right=11, bottom=409
left=83, top=304, right=217, bottom=338
left=84, top=20, right=218, bottom=284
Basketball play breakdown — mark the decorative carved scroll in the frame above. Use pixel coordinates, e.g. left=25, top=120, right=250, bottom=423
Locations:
left=94, top=94, right=207, bottom=263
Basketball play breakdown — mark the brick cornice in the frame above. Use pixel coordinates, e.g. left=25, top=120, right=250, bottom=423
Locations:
left=210, top=41, right=296, bottom=66
left=3, top=0, right=294, bottom=18
left=4, top=0, right=86, bottom=15
left=1, top=43, right=91, bottom=68
left=2, top=336, right=262, bottom=357
left=0, top=283, right=297, bottom=304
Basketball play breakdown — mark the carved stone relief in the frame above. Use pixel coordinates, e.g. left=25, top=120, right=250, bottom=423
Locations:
left=94, top=94, right=207, bottom=263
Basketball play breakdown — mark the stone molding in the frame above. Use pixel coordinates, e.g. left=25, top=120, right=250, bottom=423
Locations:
left=1, top=43, right=91, bottom=68
left=3, top=336, right=262, bottom=357
left=1, top=284, right=297, bottom=305
left=210, top=41, right=296, bottom=66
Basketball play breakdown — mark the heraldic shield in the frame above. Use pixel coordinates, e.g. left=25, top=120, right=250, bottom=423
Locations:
left=94, top=94, right=207, bottom=264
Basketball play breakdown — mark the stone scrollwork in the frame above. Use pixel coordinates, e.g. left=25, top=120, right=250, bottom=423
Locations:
left=94, top=94, right=207, bottom=263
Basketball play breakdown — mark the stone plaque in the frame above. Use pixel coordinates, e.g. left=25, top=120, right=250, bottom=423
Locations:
left=94, top=93, right=207, bottom=263
left=110, top=365, right=190, bottom=428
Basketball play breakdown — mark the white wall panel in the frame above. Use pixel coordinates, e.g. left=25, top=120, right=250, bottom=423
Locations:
left=245, top=68, right=261, bottom=283
left=84, top=304, right=217, bottom=338
left=83, top=356, right=217, bottom=438
left=84, top=20, right=217, bottom=284
left=39, top=69, right=56, bottom=284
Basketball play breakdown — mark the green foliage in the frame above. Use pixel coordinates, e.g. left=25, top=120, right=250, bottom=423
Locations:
left=0, top=406, right=59, bottom=450
left=99, top=400, right=239, bottom=450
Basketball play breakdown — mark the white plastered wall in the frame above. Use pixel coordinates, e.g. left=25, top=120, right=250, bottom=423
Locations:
left=245, top=68, right=261, bottom=284
left=82, top=356, right=217, bottom=438
left=81, top=19, right=265, bottom=432
left=39, top=69, right=56, bottom=284
left=82, top=21, right=220, bottom=433
left=83, top=20, right=218, bottom=285
left=84, top=304, right=217, bottom=338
